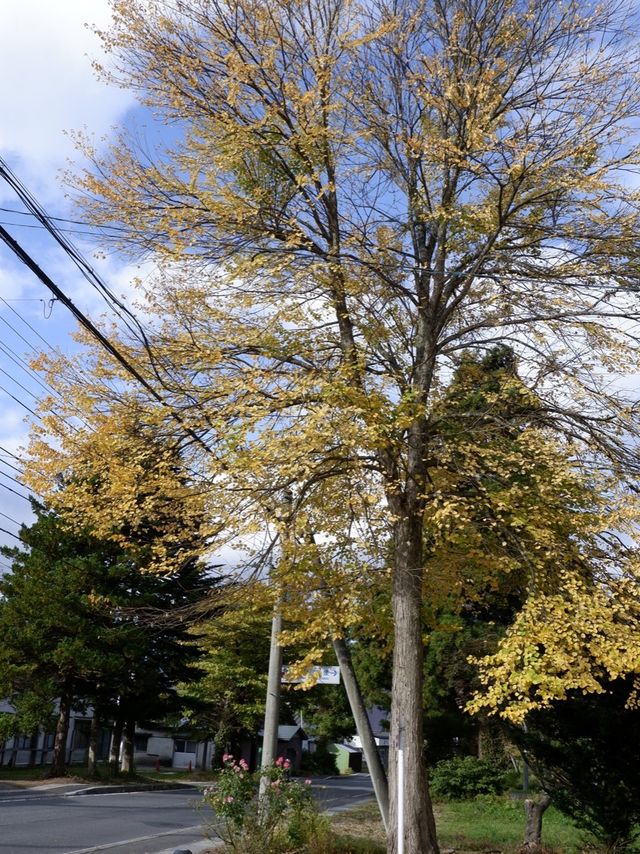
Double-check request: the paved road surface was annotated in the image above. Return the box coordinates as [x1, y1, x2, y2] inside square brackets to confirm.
[0, 774, 375, 853]
[311, 773, 376, 812]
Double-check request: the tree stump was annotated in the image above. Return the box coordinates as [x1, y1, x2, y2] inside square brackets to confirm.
[523, 793, 551, 849]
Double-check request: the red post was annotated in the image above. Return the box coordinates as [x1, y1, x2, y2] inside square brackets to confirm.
[155, 758, 160, 772]
[188, 760, 192, 773]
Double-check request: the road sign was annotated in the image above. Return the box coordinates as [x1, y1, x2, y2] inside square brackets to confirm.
[281, 665, 341, 685]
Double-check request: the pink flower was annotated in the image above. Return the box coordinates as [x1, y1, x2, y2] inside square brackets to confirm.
[304, 779, 312, 786]
[225, 795, 235, 803]
[275, 757, 284, 767]
[222, 753, 233, 762]
[271, 780, 280, 787]
[284, 759, 291, 769]
[239, 759, 249, 770]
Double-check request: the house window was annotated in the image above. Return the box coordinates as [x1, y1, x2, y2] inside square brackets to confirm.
[174, 739, 197, 753]
[44, 732, 55, 750]
[134, 734, 149, 753]
[15, 734, 33, 750]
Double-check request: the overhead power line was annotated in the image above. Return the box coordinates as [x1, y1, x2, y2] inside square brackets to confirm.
[0, 221, 212, 455]
[0, 380, 37, 416]
[0, 158, 154, 348]
[0, 223, 157, 395]
[0, 445, 23, 463]
[0, 300, 108, 434]
[0, 295, 60, 352]
[0, 205, 128, 232]
[0, 480, 31, 502]
[0, 456, 23, 476]
[0, 219, 120, 239]
[0, 338, 60, 398]
[0, 164, 224, 521]
[0, 510, 21, 527]
[0, 468, 33, 490]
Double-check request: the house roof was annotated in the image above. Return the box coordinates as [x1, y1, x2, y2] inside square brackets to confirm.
[367, 706, 390, 736]
[259, 725, 307, 741]
[334, 743, 362, 753]
[278, 725, 305, 741]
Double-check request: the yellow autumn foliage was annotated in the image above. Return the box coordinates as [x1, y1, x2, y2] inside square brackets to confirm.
[17, 8, 640, 840]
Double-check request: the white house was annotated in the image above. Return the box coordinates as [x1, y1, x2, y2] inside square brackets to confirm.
[0, 700, 104, 769]
[0, 700, 213, 771]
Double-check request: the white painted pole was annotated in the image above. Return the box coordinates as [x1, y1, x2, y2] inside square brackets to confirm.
[397, 723, 404, 854]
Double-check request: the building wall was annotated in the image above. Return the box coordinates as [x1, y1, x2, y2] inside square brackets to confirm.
[0, 706, 97, 769]
[1, 701, 212, 771]
[133, 730, 212, 770]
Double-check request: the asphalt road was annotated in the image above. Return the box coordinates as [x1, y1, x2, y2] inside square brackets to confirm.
[0, 774, 375, 854]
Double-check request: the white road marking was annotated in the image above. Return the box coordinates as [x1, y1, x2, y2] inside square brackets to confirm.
[62, 823, 204, 854]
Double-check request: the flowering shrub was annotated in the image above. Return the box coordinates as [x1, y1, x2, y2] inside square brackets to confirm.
[203, 754, 329, 853]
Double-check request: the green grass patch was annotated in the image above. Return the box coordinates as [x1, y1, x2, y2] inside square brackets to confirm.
[328, 797, 610, 854]
[0, 762, 215, 786]
[0, 763, 89, 781]
[435, 796, 586, 852]
[329, 803, 386, 852]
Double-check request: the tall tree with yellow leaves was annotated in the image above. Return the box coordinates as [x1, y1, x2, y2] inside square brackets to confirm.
[26, 1, 640, 850]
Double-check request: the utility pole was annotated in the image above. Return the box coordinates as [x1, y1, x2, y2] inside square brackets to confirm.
[259, 601, 282, 797]
[259, 491, 291, 798]
[300, 524, 389, 830]
[332, 636, 389, 831]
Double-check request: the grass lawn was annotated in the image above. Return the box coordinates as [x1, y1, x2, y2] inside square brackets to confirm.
[0, 762, 216, 786]
[330, 803, 387, 853]
[0, 763, 89, 782]
[330, 797, 615, 853]
[435, 797, 584, 852]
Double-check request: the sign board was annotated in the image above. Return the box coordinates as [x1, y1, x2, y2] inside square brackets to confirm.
[281, 665, 341, 685]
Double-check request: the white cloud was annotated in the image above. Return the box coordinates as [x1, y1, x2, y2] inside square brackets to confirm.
[0, 407, 28, 447]
[0, 0, 135, 195]
[0, 1, 141, 538]
[0, 258, 36, 301]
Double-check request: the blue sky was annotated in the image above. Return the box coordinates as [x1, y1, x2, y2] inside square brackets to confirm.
[0, 1, 143, 553]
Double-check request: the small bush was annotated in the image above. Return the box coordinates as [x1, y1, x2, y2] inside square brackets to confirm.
[430, 755, 508, 800]
[203, 754, 331, 853]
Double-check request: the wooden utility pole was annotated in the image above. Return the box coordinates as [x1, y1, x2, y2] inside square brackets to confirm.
[333, 636, 389, 831]
[259, 603, 282, 796]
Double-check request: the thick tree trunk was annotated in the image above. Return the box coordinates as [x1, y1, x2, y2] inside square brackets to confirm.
[332, 636, 390, 832]
[109, 719, 123, 774]
[120, 718, 135, 774]
[477, 721, 486, 759]
[524, 793, 551, 849]
[387, 516, 439, 854]
[87, 712, 99, 777]
[48, 692, 71, 778]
